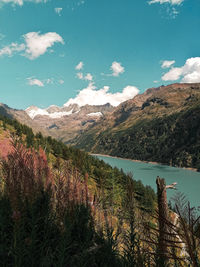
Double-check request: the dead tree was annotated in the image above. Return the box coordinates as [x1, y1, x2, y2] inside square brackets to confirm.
[156, 177, 169, 266]
[156, 176, 177, 266]
[144, 177, 200, 266]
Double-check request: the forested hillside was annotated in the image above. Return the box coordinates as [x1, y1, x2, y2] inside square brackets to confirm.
[73, 83, 200, 170]
[76, 105, 200, 169]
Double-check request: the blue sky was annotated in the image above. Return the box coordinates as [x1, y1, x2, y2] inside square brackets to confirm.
[0, 0, 200, 109]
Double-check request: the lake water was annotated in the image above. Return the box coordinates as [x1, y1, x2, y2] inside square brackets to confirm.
[95, 155, 200, 208]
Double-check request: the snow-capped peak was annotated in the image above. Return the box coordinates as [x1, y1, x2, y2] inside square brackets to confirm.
[25, 105, 74, 119]
[26, 106, 49, 119]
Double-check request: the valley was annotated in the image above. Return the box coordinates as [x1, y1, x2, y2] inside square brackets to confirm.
[0, 83, 200, 266]
[1, 82, 200, 170]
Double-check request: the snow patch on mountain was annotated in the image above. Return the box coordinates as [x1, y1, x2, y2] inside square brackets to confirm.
[87, 112, 102, 117]
[25, 106, 74, 119]
[48, 110, 73, 119]
[26, 106, 49, 119]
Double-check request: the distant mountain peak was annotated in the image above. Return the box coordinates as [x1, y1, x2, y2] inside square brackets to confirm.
[26, 106, 49, 119]
[25, 105, 77, 120]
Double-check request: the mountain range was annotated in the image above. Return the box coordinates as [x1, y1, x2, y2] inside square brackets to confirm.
[0, 102, 114, 143]
[1, 82, 200, 169]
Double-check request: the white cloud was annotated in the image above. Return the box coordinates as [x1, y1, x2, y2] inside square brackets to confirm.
[76, 72, 93, 81]
[162, 57, 200, 83]
[75, 62, 93, 81]
[85, 73, 93, 81]
[27, 78, 44, 87]
[0, 32, 64, 59]
[77, 72, 84, 79]
[110, 61, 125, 77]
[148, 0, 183, 18]
[59, 79, 64, 84]
[23, 32, 64, 59]
[64, 82, 139, 107]
[54, 7, 62, 16]
[83, 73, 92, 81]
[161, 60, 175, 69]
[0, 43, 25, 57]
[75, 61, 84, 70]
[0, 0, 47, 6]
[162, 67, 182, 81]
[27, 77, 64, 86]
[148, 0, 184, 5]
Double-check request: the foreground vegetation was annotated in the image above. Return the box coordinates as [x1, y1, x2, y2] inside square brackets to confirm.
[0, 115, 200, 266]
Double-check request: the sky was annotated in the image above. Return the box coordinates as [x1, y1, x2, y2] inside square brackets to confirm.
[0, 0, 200, 109]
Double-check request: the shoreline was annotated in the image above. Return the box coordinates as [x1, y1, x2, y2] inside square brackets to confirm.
[91, 153, 198, 172]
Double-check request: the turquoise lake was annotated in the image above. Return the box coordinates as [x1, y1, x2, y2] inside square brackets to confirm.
[95, 155, 200, 208]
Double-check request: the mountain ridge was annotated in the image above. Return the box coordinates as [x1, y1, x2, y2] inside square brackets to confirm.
[72, 83, 200, 169]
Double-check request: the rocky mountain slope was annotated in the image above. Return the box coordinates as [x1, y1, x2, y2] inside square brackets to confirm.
[0, 103, 47, 134]
[25, 103, 114, 143]
[0, 102, 114, 143]
[72, 83, 200, 169]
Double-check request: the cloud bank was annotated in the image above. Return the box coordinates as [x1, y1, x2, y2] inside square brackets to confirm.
[64, 83, 139, 107]
[0, 32, 64, 59]
[162, 57, 200, 83]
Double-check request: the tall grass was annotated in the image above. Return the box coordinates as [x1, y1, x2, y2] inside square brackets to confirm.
[0, 141, 123, 266]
